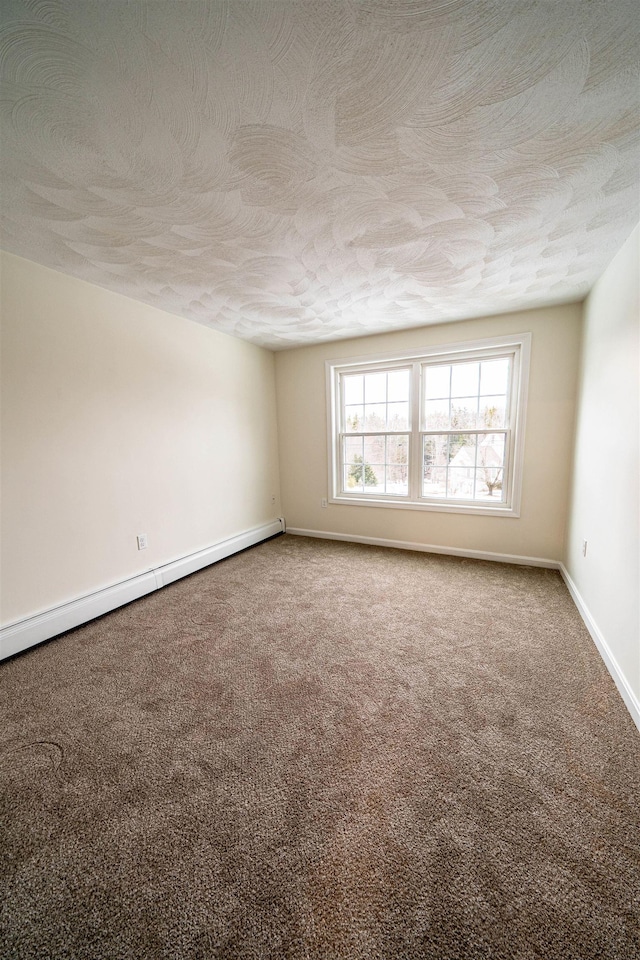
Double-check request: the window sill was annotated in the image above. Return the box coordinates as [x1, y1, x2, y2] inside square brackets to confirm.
[329, 494, 520, 518]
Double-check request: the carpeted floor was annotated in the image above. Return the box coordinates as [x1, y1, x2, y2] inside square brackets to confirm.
[1, 534, 639, 960]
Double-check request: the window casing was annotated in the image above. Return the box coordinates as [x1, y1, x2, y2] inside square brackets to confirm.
[327, 334, 530, 517]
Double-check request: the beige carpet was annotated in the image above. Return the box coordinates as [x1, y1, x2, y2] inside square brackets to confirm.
[1, 534, 639, 959]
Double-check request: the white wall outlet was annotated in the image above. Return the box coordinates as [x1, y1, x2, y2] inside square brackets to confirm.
[271, 495, 276, 504]
[321, 498, 328, 508]
[582, 539, 588, 557]
[137, 534, 148, 550]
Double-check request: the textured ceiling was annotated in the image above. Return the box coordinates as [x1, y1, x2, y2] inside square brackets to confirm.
[1, 1, 639, 349]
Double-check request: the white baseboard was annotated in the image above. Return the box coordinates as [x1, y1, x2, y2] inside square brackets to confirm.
[5, 521, 636, 734]
[0, 519, 284, 661]
[286, 527, 560, 569]
[559, 564, 640, 733]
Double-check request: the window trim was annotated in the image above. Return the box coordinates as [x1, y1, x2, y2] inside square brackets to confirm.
[326, 333, 531, 517]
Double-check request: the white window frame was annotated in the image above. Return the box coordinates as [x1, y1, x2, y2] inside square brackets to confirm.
[326, 333, 531, 517]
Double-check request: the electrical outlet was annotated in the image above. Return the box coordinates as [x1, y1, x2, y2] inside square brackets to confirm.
[321, 498, 328, 508]
[137, 534, 148, 550]
[582, 539, 588, 557]
[271, 495, 276, 504]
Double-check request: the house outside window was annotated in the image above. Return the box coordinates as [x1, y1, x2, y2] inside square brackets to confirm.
[326, 333, 531, 517]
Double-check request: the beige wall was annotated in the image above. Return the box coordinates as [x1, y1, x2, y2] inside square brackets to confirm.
[3, 241, 636, 712]
[565, 226, 639, 705]
[1, 252, 281, 625]
[275, 304, 582, 562]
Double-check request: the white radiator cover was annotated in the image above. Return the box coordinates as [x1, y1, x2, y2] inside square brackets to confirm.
[0, 519, 284, 661]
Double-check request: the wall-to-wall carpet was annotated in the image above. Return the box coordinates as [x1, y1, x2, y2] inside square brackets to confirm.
[1, 535, 638, 959]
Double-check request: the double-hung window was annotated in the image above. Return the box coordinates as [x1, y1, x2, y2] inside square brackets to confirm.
[327, 333, 530, 516]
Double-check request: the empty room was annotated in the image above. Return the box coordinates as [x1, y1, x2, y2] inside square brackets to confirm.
[1, 2, 639, 958]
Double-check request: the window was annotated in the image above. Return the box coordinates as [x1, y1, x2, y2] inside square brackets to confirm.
[327, 334, 530, 516]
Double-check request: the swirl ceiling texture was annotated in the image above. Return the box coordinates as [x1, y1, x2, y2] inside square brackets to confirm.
[1, 0, 639, 348]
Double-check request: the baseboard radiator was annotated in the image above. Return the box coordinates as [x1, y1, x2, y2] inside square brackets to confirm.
[0, 519, 285, 662]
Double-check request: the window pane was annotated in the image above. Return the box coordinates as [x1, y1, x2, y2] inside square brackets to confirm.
[423, 466, 446, 497]
[423, 435, 448, 468]
[344, 405, 364, 432]
[451, 362, 479, 398]
[388, 369, 410, 402]
[424, 398, 450, 429]
[448, 467, 474, 499]
[478, 433, 506, 466]
[475, 434, 506, 499]
[448, 434, 476, 466]
[387, 434, 409, 494]
[344, 436, 363, 463]
[344, 458, 381, 490]
[420, 433, 507, 502]
[386, 465, 408, 496]
[364, 373, 386, 403]
[424, 364, 450, 399]
[387, 435, 408, 464]
[344, 464, 363, 492]
[363, 462, 381, 491]
[422, 433, 502, 500]
[364, 403, 386, 430]
[480, 358, 509, 396]
[387, 401, 409, 430]
[343, 374, 363, 405]
[475, 468, 505, 500]
[343, 370, 411, 431]
[450, 398, 478, 429]
[343, 434, 410, 496]
[478, 397, 506, 428]
[364, 435, 385, 462]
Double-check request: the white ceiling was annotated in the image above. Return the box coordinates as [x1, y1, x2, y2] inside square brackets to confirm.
[1, 1, 639, 350]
